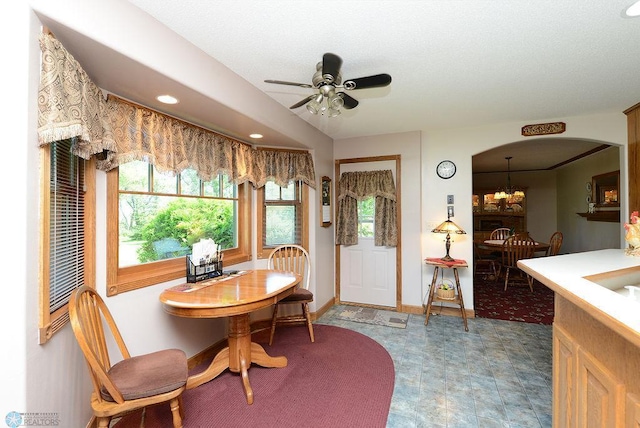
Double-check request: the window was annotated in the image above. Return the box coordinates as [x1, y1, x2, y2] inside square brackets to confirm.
[39, 139, 95, 344]
[357, 197, 375, 237]
[256, 180, 309, 258]
[107, 161, 251, 295]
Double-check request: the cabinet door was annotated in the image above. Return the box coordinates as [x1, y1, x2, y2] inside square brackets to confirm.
[627, 394, 640, 428]
[553, 325, 576, 428]
[576, 346, 625, 428]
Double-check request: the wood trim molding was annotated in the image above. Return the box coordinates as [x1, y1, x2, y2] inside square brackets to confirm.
[334, 155, 402, 311]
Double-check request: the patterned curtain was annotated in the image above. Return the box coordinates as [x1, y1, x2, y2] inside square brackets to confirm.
[37, 33, 116, 165]
[104, 96, 316, 187]
[36, 33, 315, 188]
[336, 170, 397, 246]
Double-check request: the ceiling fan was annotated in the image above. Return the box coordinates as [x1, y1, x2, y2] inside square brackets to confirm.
[264, 53, 392, 117]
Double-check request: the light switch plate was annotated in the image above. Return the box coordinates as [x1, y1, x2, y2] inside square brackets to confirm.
[447, 205, 454, 217]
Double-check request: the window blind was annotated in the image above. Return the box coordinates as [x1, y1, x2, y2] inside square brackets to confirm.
[49, 139, 85, 313]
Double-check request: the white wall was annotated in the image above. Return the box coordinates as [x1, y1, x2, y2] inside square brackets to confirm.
[2, 1, 33, 420]
[334, 131, 423, 307]
[422, 113, 628, 310]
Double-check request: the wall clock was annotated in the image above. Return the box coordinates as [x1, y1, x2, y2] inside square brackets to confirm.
[436, 160, 456, 179]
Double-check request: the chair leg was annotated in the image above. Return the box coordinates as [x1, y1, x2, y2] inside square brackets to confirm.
[97, 417, 110, 428]
[302, 302, 315, 343]
[169, 396, 183, 428]
[504, 268, 510, 291]
[269, 304, 279, 346]
[527, 274, 534, 292]
[178, 394, 185, 420]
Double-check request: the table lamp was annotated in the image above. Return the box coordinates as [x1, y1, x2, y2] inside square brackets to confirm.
[432, 214, 466, 262]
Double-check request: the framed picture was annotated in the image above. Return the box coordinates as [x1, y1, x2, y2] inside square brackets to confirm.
[321, 176, 332, 227]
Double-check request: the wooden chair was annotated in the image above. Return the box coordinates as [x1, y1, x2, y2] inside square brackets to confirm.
[268, 244, 314, 345]
[473, 241, 498, 280]
[501, 235, 537, 292]
[69, 286, 188, 428]
[546, 231, 563, 256]
[490, 227, 511, 240]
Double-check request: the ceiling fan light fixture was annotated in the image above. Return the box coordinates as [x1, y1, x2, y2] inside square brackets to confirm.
[327, 107, 341, 117]
[329, 93, 344, 110]
[306, 94, 324, 115]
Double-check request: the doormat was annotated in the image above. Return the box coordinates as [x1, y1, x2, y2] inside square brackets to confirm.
[335, 306, 408, 329]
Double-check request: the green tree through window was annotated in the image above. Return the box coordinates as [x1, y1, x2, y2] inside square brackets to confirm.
[118, 160, 237, 267]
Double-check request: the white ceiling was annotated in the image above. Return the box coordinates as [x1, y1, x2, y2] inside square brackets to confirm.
[33, 0, 640, 171]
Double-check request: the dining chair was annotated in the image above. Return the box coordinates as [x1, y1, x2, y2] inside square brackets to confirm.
[473, 241, 498, 280]
[69, 286, 188, 428]
[501, 235, 537, 292]
[546, 231, 564, 256]
[490, 227, 511, 240]
[268, 244, 314, 345]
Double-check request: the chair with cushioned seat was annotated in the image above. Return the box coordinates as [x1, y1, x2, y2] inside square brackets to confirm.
[268, 244, 314, 345]
[69, 286, 188, 428]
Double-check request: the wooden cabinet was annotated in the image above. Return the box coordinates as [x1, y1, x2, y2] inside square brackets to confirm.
[473, 188, 526, 239]
[625, 102, 640, 213]
[553, 295, 640, 427]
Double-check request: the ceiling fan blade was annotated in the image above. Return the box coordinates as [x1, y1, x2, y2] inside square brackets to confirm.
[322, 53, 343, 84]
[265, 79, 313, 88]
[343, 73, 392, 90]
[289, 94, 317, 109]
[340, 93, 359, 109]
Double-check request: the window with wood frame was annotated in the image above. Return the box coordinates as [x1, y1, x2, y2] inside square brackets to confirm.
[256, 180, 309, 258]
[106, 160, 251, 295]
[39, 139, 95, 344]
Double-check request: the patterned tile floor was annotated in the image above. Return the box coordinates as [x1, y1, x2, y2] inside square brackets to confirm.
[316, 305, 553, 428]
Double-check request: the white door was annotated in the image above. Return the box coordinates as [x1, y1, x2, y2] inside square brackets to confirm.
[339, 160, 397, 307]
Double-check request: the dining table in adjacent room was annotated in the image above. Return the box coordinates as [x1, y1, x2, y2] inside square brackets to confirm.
[159, 269, 301, 405]
[481, 238, 551, 253]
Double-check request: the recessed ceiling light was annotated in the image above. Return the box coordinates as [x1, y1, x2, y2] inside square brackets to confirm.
[626, 0, 640, 16]
[157, 95, 179, 104]
[249, 133, 263, 139]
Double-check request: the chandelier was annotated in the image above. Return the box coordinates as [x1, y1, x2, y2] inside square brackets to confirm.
[494, 156, 525, 200]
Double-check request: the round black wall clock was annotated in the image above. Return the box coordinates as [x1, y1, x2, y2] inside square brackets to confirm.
[436, 160, 456, 179]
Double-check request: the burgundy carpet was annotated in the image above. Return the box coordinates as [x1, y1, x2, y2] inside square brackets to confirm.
[114, 324, 394, 428]
[473, 272, 555, 325]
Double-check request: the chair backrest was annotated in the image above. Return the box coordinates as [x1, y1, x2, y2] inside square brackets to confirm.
[502, 235, 536, 268]
[547, 231, 563, 256]
[268, 245, 311, 291]
[69, 286, 130, 404]
[490, 228, 511, 240]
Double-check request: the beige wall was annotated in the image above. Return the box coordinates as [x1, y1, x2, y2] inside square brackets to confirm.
[557, 146, 622, 253]
[334, 131, 423, 307]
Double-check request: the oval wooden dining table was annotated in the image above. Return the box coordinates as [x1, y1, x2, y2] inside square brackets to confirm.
[159, 269, 301, 405]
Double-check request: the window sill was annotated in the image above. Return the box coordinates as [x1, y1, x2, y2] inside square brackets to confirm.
[107, 252, 251, 296]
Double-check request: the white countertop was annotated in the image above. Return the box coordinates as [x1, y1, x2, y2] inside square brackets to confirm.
[519, 249, 640, 347]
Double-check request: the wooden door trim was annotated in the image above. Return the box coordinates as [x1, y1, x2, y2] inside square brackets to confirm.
[334, 155, 402, 311]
